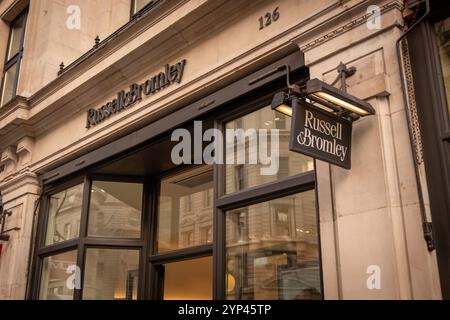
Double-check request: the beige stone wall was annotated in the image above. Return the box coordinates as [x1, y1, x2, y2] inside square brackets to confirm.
[0, 173, 40, 299]
[18, 0, 130, 97]
[0, 0, 443, 300]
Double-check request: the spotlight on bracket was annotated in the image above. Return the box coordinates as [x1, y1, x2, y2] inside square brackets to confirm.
[305, 79, 375, 116]
[271, 91, 293, 117]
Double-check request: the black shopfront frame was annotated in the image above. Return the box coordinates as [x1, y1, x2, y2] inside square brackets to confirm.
[28, 47, 323, 300]
[406, 0, 450, 299]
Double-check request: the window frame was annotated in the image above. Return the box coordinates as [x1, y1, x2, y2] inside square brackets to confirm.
[31, 97, 323, 301]
[148, 165, 214, 300]
[212, 93, 323, 299]
[30, 48, 322, 300]
[1, 8, 28, 107]
[33, 175, 148, 300]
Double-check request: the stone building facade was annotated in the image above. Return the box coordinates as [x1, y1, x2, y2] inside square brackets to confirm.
[0, 0, 448, 300]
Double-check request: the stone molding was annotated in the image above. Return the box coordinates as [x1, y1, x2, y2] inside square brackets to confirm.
[0, 0, 403, 140]
[0, 0, 404, 177]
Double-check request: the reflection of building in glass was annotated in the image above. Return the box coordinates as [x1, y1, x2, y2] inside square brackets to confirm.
[83, 248, 139, 300]
[41, 182, 143, 300]
[226, 190, 320, 300]
[225, 107, 314, 193]
[224, 106, 319, 300]
[46, 184, 84, 246]
[39, 250, 77, 300]
[158, 166, 213, 252]
[88, 181, 143, 238]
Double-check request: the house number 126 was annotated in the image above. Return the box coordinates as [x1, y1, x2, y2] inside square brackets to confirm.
[259, 7, 280, 30]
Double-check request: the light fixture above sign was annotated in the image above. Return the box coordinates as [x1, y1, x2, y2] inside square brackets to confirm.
[305, 79, 375, 116]
[271, 91, 293, 117]
[270, 60, 375, 169]
[271, 62, 375, 121]
[271, 78, 375, 119]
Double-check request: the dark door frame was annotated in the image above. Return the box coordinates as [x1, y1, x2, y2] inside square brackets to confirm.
[406, 11, 450, 299]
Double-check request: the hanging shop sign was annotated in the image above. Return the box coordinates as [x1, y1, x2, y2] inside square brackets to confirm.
[86, 59, 187, 129]
[289, 104, 352, 169]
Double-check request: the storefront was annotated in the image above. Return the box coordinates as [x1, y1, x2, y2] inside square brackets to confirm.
[29, 48, 322, 300]
[0, 0, 446, 300]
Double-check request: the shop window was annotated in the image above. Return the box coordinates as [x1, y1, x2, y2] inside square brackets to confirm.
[1, 10, 27, 107]
[162, 256, 213, 300]
[157, 166, 213, 252]
[152, 166, 214, 300]
[225, 190, 321, 300]
[35, 89, 319, 301]
[37, 177, 145, 300]
[82, 248, 139, 300]
[225, 105, 313, 194]
[45, 183, 84, 246]
[88, 181, 143, 238]
[39, 250, 77, 300]
[435, 16, 450, 119]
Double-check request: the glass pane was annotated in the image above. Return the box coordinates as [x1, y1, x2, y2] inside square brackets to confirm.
[157, 166, 213, 252]
[133, 0, 153, 14]
[435, 17, 450, 120]
[1, 64, 17, 106]
[45, 184, 84, 246]
[225, 106, 314, 194]
[7, 13, 26, 60]
[226, 190, 321, 300]
[83, 248, 139, 300]
[88, 181, 143, 238]
[163, 256, 212, 300]
[39, 250, 77, 300]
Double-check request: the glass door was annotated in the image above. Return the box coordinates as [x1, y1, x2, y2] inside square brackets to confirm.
[149, 165, 214, 300]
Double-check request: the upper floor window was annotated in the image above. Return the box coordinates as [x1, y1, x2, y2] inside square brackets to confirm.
[0, 9, 27, 107]
[131, 0, 156, 16]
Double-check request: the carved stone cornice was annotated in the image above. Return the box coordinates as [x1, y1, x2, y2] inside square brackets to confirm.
[0, 146, 18, 176]
[0, 170, 40, 204]
[16, 136, 34, 167]
[0, 96, 30, 136]
[300, 0, 403, 52]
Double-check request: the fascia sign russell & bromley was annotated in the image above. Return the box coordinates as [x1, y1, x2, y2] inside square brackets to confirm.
[86, 59, 187, 129]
